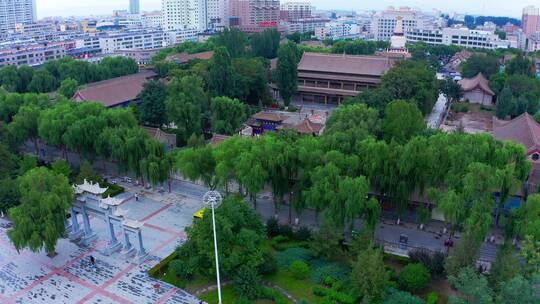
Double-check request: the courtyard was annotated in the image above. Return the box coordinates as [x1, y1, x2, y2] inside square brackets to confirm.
[0, 182, 204, 304]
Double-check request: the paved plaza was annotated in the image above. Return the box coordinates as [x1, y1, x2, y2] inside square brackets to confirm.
[0, 183, 204, 304]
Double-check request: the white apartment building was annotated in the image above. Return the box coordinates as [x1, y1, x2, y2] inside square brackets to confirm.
[207, 0, 229, 28]
[162, 0, 207, 31]
[315, 20, 361, 40]
[285, 17, 329, 34]
[142, 11, 163, 28]
[281, 1, 312, 21]
[0, 0, 37, 35]
[99, 30, 167, 54]
[406, 27, 511, 50]
[371, 7, 432, 41]
[166, 28, 199, 45]
[0, 42, 65, 67]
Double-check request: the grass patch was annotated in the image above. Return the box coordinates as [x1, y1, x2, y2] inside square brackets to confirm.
[160, 272, 212, 293]
[200, 285, 285, 304]
[265, 269, 325, 304]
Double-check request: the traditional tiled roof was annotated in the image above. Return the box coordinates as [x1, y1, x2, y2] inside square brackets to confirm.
[166, 51, 214, 63]
[493, 113, 540, 152]
[142, 126, 177, 148]
[209, 134, 231, 146]
[298, 52, 393, 77]
[73, 70, 156, 107]
[458, 73, 494, 96]
[294, 119, 324, 135]
[252, 112, 288, 122]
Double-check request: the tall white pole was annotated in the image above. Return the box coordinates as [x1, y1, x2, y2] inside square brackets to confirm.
[211, 201, 222, 304]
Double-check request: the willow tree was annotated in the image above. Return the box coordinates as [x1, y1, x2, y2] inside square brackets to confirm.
[8, 167, 73, 256]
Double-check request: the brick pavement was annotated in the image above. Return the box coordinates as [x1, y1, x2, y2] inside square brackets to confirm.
[0, 190, 203, 304]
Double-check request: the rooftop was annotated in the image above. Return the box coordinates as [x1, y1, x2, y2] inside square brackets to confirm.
[298, 52, 393, 77]
[73, 70, 156, 107]
[493, 113, 540, 152]
[458, 73, 494, 96]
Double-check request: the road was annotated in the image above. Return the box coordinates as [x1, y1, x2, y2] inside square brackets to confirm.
[426, 93, 448, 129]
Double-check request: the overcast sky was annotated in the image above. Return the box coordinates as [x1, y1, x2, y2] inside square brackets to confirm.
[37, 0, 539, 19]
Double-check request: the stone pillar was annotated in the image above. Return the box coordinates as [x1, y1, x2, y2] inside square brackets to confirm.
[69, 208, 83, 240]
[136, 229, 148, 264]
[123, 228, 132, 250]
[102, 215, 122, 255]
[81, 205, 97, 245]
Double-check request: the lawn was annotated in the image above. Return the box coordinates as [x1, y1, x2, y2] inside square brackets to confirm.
[265, 269, 324, 304]
[199, 285, 287, 304]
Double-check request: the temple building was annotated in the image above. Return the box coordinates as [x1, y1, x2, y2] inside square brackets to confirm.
[296, 52, 393, 104]
[458, 73, 494, 106]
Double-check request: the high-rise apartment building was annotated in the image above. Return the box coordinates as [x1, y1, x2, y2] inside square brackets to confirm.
[207, 0, 229, 28]
[162, 0, 207, 31]
[280, 1, 311, 21]
[231, 0, 279, 27]
[371, 6, 431, 41]
[522, 6, 539, 36]
[0, 0, 37, 35]
[129, 0, 140, 15]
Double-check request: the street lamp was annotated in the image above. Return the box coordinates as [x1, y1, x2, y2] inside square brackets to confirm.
[203, 191, 223, 304]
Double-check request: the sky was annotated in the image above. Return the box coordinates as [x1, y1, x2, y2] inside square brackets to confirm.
[37, 0, 540, 19]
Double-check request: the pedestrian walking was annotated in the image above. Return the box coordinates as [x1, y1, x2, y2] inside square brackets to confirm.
[153, 283, 161, 293]
[89, 255, 96, 270]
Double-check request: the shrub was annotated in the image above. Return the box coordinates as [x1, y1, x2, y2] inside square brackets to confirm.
[409, 248, 445, 276]
[313, 286, 329, 297]
[102, 183, 125, 198]
[451, 103, 469, 113]
[279, 224, 294, 238]
[295, 226, 312, 241]
[168, 259, 196, 279]
[399, 263, 431, 292]
[289, 260, 310, 280]
[259, 252, 278, 275]
[426, 292, 439, 304]
[275, 247, 311, 268]
[309, 260, 350, 284]
[233, 266, 261, 300]
[383, 288, 424, 304]
[260, 286, 288, 304]
[271, 235, 289, 249]
[266, 218, 280, 237]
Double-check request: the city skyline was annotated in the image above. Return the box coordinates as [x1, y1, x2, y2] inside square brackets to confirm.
[36, 0, 540, 19]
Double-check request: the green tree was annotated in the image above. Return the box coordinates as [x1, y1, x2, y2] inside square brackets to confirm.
[28, 69, 57, 93]
[8, 105, 41, 154]
[506, 53, 534, 77]
[351, 246, 389, 303]
[495, 86, 512, 119]
[276, 42, 299, 106]
[76, 160, 99, 184]
[250, 28, 281, 59]
[138, 80, 168, 127]
[233, 265, 261, 300]
[175, 146, 217, 189]
[17, 65, 35, 93]
[488, 245, 520, 291]
[0, 177, 20, 212]
[324, 103, 381, 140]
[165, 75, 207, 146]
[289, 260, 310, 279]
[520, 235, 540, 278]
[461, 54, 500, 79]
[398, 263, 431, 292]
[51, 159, 72, 179]
[383, 100, 426, 143]
[214, 27, 247, 58]
[0, 65, 21, 92]
[210, 96, 247, 135]
[495, 275, 540, 304]
[488, 73, 507, 95]
[57, 78, 79, 98]
[310, 218, 342, 259]
[440, 78, 464, 103]
[448, 267, 494, 304]
[7, 167, 73, 255]
[445, 233, 482, 277]
[208, 46, 235, 97]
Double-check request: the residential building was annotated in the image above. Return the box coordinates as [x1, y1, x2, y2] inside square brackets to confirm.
[162, 0, 207, 31]
[522, 6, 539, 36]
[285, 17, 328, 34]
[280, 1, 312, 21]
[406, 27, 511, 50]
[129, 0, 140, 15]
[296, 52, 393, 104]
[371, 6, 432, 41]
[207, 0, 229, 28]
[526, 33, 540, 52]
[166, 28, 200, 44]
[98, 30, 167, 54]
[141, 11, 163, 28]
[315, 20, 361, 40]
[0, 0, 37, 35]
[458, 73, 494, 106]
[230, 0, 280, 29]
[73, 70, 157, 108]
[0, 41, 65, 67]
